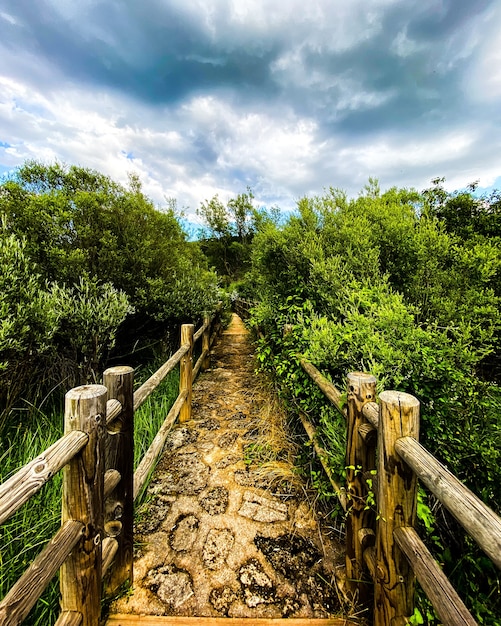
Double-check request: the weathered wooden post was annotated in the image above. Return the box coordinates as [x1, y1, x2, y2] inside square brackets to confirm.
[374, 390, 420, 626]
[345, 371, 377, 603]
[179, 323, 194, 423]
[103, 366, 134, 595]
[202, 315, 211, 371]
[61, 384, 107, 626]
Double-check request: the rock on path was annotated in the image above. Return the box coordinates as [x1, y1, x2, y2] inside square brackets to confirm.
[109, 314, 345, 619]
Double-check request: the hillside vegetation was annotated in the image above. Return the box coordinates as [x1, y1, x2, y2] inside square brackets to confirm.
[234, 178, 501, 624]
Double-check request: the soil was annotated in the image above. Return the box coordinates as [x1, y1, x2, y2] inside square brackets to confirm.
[109, 314, 347, 619]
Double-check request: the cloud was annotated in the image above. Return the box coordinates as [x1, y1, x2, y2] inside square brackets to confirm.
[0, 0, 500, 216]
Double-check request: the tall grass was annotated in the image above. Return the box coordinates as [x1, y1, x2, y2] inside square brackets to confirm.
[0, 357, 180, 625]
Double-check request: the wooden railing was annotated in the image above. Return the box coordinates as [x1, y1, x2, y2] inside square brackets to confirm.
[299, 362, 501, 626]
[233, 299, 501, 625]
[0, 310, 222, 626]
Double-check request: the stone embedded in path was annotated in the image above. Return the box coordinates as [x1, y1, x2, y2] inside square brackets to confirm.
[215, 454, 241, 469]
[196, 418, 220, 431]
[154, 452, 209, 495]
[135, 495, 174, 535]
[209, 586, 241, 615]
[202, 528, 235, 570]
[169, 514, 199, 552]
[145, 564, 194, 609]
[254, 534, 321, 578]
[238, 491, 288, 523]
[199, 487, 229, 515]
[239, 558, 275, 607]
[164, 427, 198, 451]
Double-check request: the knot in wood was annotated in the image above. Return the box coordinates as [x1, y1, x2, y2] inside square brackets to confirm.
[33, 461, 47, 474]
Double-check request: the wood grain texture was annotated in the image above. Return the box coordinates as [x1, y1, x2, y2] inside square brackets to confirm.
[345, 372, 377, 603]
[105, 616, 357, 626]
[54, 611, 83, 626]
[0, 520, 83, 626]
[201, 314, 211, 371]
[0, 430, 88, 525]
[395, 435, 501, 570]
[103, 366, 135, 595]
[179, 324, 194, 423]
[394, 526, 477, 626]
[375, 390, 419, 626]
[362, 401, 379, 428]
[60, 384, 107, 626]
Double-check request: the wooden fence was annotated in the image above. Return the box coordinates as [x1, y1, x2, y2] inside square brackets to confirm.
[0, 310, 222, 626]
[235, 299, 501, 626]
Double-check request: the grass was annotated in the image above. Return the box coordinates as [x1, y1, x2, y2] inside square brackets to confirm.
[0, 355, 181, 626]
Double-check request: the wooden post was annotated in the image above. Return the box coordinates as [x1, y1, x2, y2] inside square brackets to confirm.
[179, 324, 194, 423]
[345, 372, 377, 603]
[61, 384, 107, 626]
[375, 390, 419, 626]
[202, 315, 211, 371]
[103, 366, 134, 595]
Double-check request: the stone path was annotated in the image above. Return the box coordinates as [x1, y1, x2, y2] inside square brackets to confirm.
[109, 315, 346, 620]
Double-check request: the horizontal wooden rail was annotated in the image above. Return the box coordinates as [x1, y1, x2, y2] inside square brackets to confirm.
[395, 435, 501, 570]
[106, 398, 122, 425]
[394, 526, 477, 626]
[0, 430, 89, 525]
[102, 537, 119, 575]
[193, 317, 209, 342]
[133, 389, 188, 500]
[133, 343, 190, 411]
[294, 358, 499, 624]
[300, 359, 345, 416]
[0, 520, 84, 626]
[104, 469, 121, 498]
[299, 412, 347, 511]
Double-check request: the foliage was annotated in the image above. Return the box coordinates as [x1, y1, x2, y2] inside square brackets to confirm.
[197, 188, 258, 282]
[245, 180, 501, 623]
[0, 161, 219, 323]
[0, 161, 221, 426]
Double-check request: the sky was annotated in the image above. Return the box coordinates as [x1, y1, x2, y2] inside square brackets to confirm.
[0, 0, 500, 220]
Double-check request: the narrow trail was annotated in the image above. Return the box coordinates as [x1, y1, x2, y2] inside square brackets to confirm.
[110, 314, 346, 620]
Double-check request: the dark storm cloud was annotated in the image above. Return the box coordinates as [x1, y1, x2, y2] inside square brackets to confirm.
[0, 0, 281, 104]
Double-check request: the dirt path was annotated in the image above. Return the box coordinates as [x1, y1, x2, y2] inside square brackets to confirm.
[110, 314, 346, 619]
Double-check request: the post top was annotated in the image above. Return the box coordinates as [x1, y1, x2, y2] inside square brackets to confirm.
[103, 366, 134, 376]
[347, 371, 377, 383]
[65, 384, 108, 400]
[379, 389, 420, 408]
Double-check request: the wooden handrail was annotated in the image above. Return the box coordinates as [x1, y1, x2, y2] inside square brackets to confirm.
[298, 360, 499, 624]
[0, 307, 223, 626]
[395, 435, 501, 569]
[300, 359, 345, 416]
[133, 342, 190, 411]
[394, 526, 477, 626]
[0, 520, 84, 626]
[0, 430, 89, 525]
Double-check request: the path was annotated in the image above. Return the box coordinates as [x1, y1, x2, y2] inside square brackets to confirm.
[109, 315, 347, 620]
